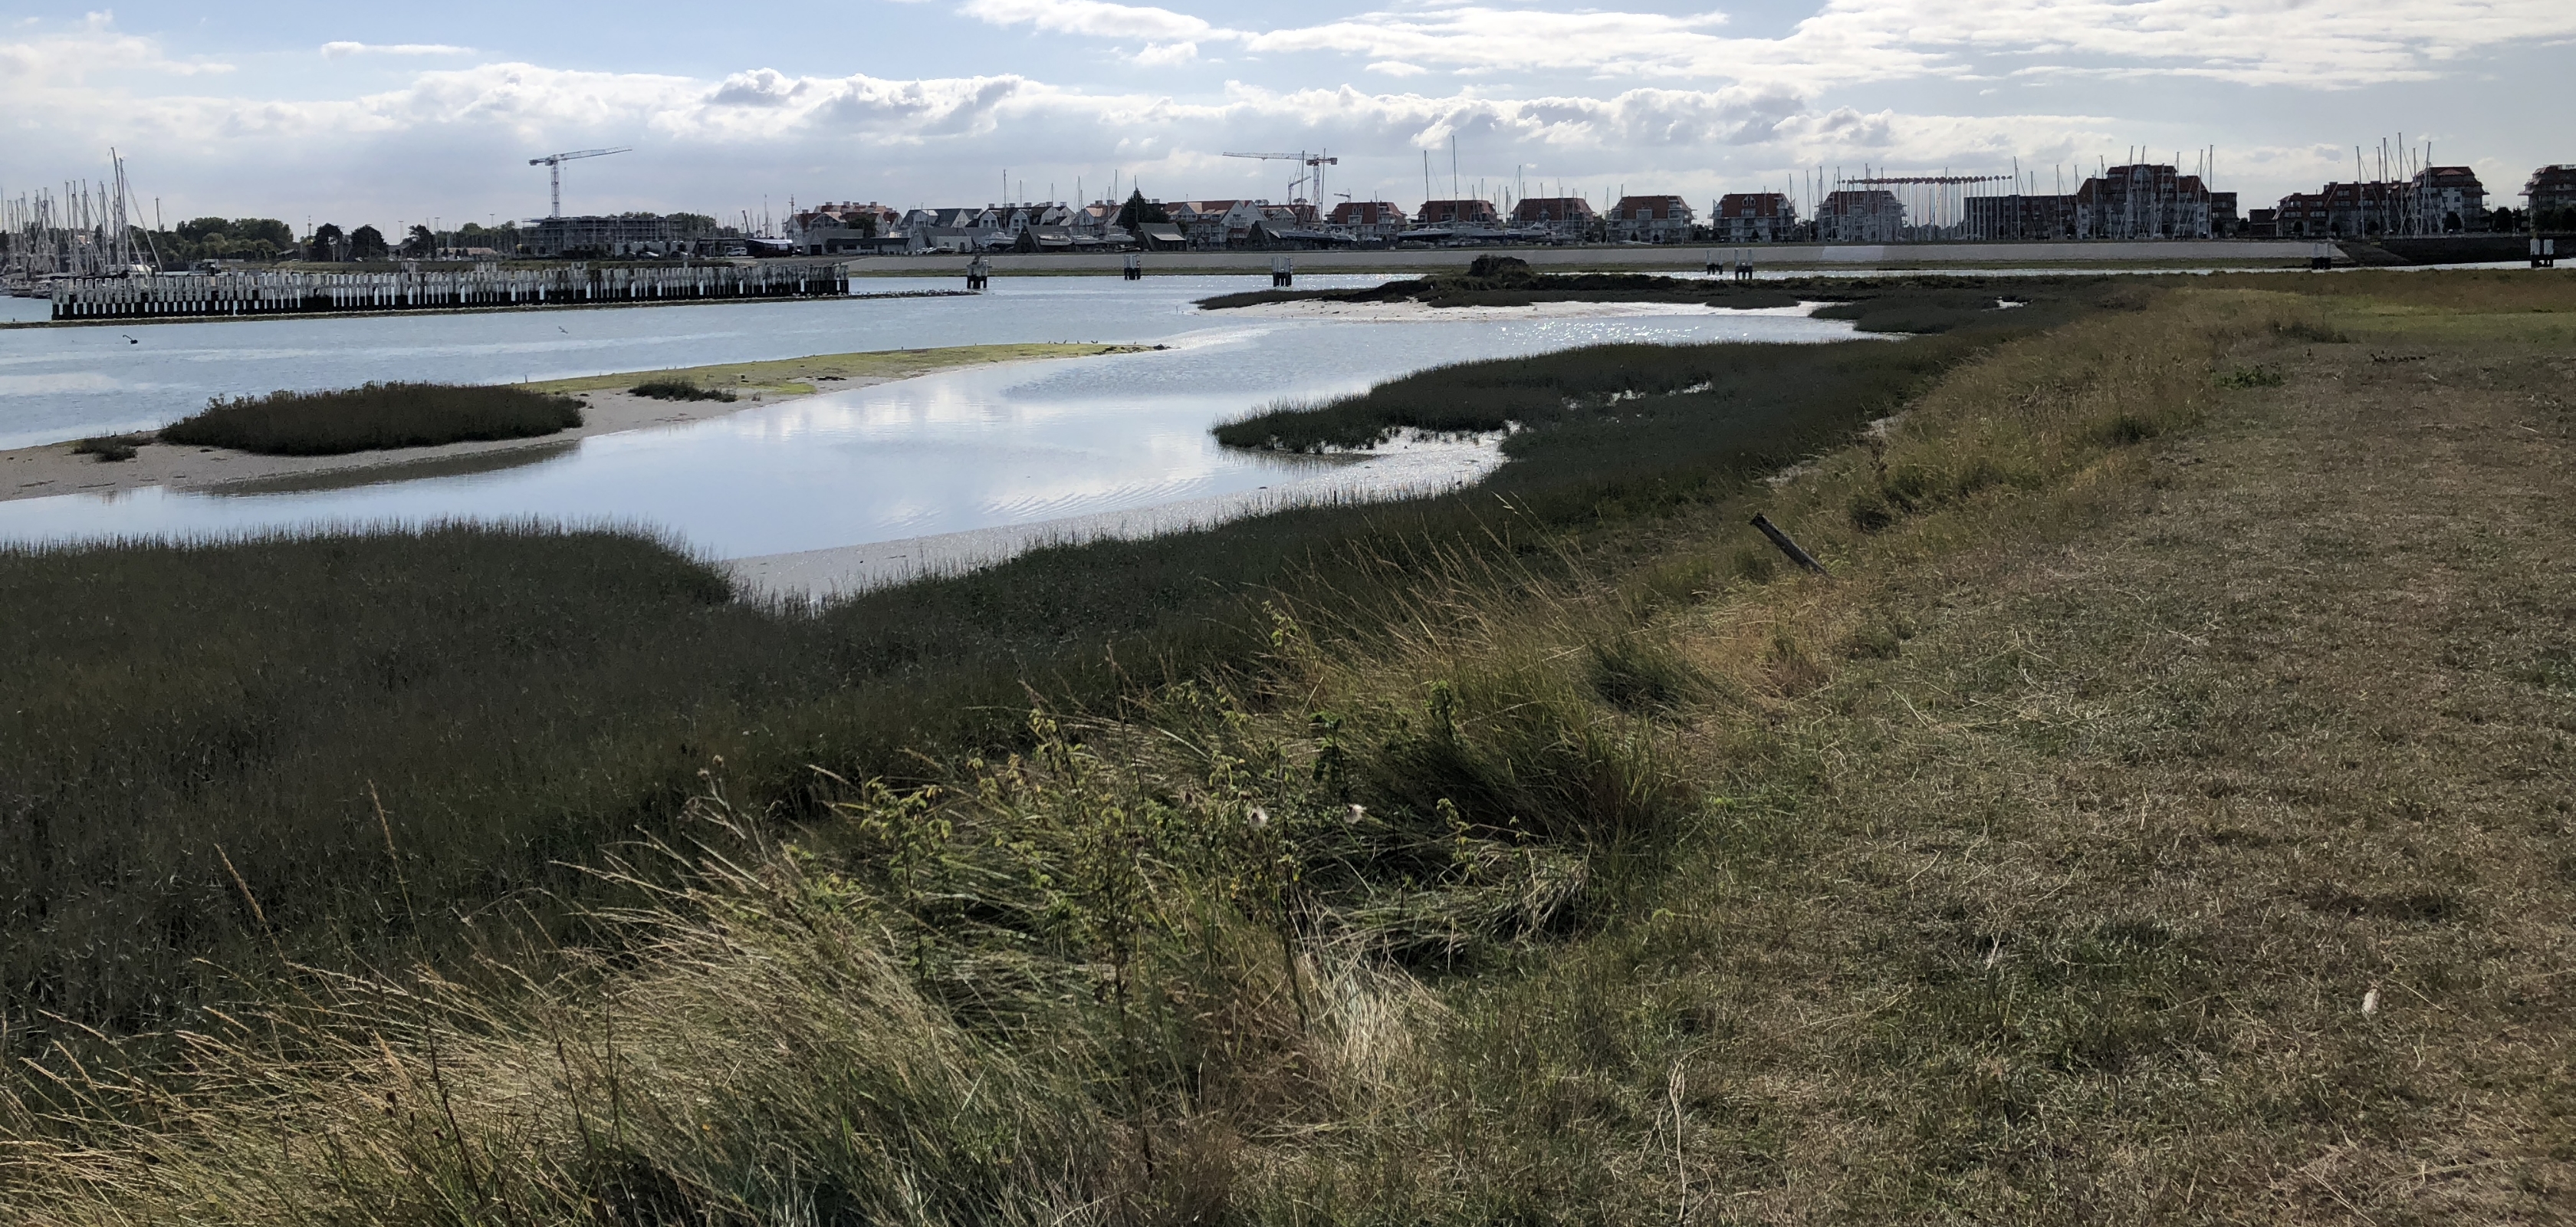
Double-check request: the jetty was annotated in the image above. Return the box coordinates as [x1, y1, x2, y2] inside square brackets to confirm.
[42, 262, 852, 321]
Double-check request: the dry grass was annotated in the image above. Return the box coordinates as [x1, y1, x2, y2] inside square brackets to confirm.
[1303, 277, 2576, 1220]
[6, 273, 2569, 1223]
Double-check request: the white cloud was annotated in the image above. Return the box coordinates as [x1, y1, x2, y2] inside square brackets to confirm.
[1130, 41, 1200, 67]
[951, 0, 2576, 91]
[0, 19, 231, 81]
[959, 0, 1225, 43]
[1784, 0, 2576, 87]
[0, 6, 2563, 223]
[320, 42, 473, 59]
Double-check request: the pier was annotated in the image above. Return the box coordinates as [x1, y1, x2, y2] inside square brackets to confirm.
[44, 262, 851, 321]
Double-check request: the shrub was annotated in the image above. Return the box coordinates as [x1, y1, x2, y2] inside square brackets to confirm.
[160, 382, 583, 456]
[630, 378, 738, 402]
[71, 434, 146, 462]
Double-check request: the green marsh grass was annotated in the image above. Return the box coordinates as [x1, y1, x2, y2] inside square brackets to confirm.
[2, 282, 2123, 1048]
[31, 275, 2563, 1221]
[160, 381, 584, 455]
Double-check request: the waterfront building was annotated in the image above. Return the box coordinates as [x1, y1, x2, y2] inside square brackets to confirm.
[1414, 199, 1503, 228]
[2523, 165, 2576, 227]
[1605, 196, 1694, 243]
[1816, 189, 1904, 242]
[1168, 200, 1268, 247]
[896, 207, 1006, 252]
[2073, 165, 2212, 238]
[1714, 192, 1798, 242]
[1326, 200, 1408, 238]
[1961, 193, 2078, 240]
[516, 213, 711, 258]
[2407, 168, 2486, 234]
[1510, 196, 1597, 240]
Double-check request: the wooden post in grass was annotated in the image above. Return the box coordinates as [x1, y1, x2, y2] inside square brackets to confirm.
[1752, 513, 1830, 577]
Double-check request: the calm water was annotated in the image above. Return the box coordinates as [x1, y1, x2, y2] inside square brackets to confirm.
[3, 275, 1289, 449]
[0, 263, 2282, 448]
[0, 285, 1867, 561]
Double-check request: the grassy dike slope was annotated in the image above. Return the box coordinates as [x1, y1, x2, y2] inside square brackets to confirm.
[5, 275, 2570, 1222]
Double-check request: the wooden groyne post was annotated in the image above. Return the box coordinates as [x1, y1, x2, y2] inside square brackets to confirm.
[47, 261, 852, 321]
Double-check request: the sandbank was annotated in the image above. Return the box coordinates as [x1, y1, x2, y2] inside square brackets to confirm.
[2, 342, 1146, 505]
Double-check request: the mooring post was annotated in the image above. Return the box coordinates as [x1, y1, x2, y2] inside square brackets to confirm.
[1750, 513, 1830, 577]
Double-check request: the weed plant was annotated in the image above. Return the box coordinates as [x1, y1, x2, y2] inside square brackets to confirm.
[160, 382, 583, 455]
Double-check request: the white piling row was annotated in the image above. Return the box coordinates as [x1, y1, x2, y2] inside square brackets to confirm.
[47, 263, 847, 321]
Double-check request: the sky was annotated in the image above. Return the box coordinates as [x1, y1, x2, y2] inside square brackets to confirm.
[4, 1, 2568, 233]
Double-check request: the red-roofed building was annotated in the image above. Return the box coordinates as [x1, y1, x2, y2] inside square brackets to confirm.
[1416, 199, 1503, 228]
[1716, 192, 1799, 242]
[1606, 195, 1695, 243]
[1327, 200, 1409, 238]
[1511, 196, 1596, 238]
[2407, 167, 2485, 234]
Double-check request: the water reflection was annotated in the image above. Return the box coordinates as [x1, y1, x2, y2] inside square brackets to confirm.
[0, 276, 1364, 449]
[201, 440, 580, 496]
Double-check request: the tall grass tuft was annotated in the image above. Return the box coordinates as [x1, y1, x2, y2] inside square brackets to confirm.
[161, 382, 583, 455]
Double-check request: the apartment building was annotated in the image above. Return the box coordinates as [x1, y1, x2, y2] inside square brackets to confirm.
[1605, 195, 1694, 243]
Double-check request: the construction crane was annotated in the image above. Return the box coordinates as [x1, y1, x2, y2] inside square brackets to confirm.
[1222, 150, 1338, 204]
[528, 146, 631, 218]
